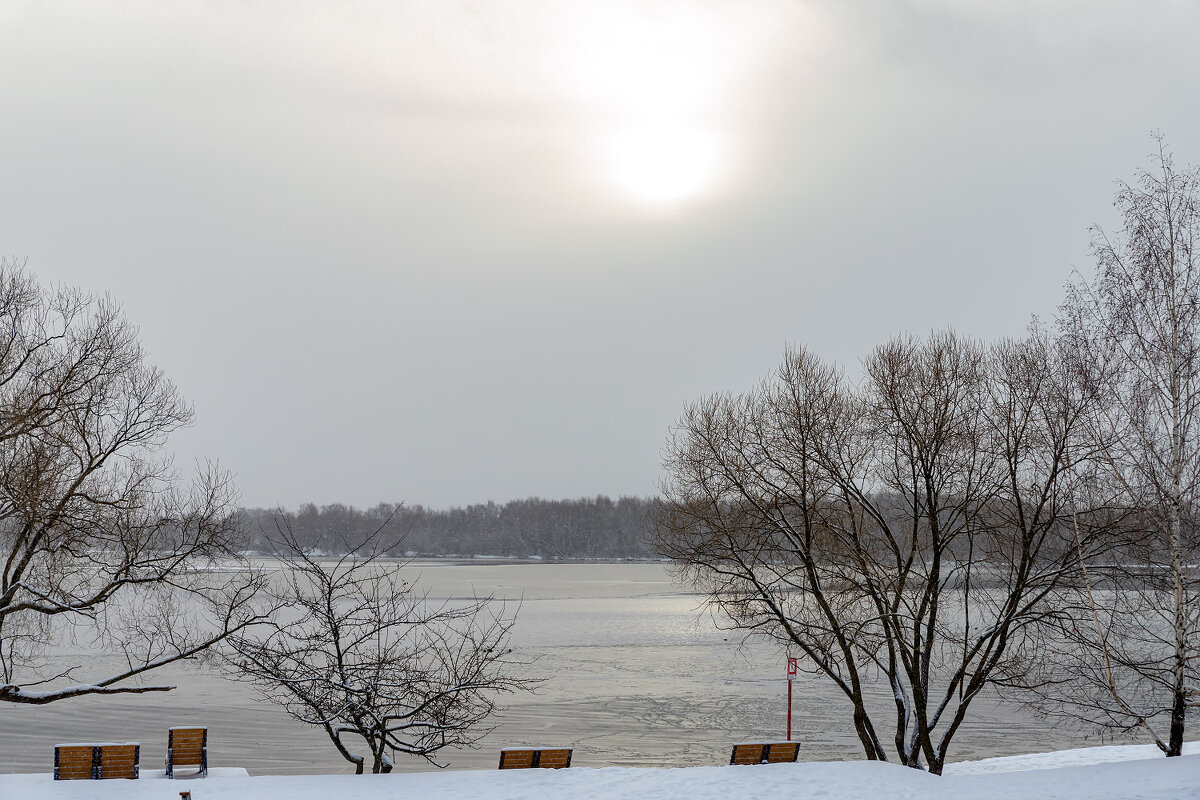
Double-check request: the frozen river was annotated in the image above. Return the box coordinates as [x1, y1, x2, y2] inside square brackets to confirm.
[0, 561, 1116, 775]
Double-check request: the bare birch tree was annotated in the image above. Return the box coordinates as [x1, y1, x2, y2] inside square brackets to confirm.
[0, 259, 270, 704]
[656, 331, 1105, 774]
[1050, 139, 1200, 755]
[225, 517, 535, 774]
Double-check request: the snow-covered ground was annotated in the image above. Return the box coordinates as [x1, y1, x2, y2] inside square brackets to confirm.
[3, 743, 1195, 800]
[945, 740, 1199, 774]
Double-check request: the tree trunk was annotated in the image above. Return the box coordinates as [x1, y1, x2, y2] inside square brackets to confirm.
[1168, 499, 1187, 757]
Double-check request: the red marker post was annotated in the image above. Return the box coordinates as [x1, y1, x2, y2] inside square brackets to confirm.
[786, 657, 798, 740]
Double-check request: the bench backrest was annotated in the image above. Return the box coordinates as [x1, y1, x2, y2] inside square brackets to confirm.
[730, 742, 800, 765]
[169, 727, 207, 765]
[98, 743, 139, 779]
[55, 743, 140, 780]
[54, 745, 97, 780]
[498, 748, 573, 769]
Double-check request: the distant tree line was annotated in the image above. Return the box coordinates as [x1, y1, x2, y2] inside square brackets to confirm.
[241, 495, 660, 560]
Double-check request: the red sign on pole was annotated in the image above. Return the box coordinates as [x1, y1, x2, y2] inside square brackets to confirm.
[787, 657, 798, 681]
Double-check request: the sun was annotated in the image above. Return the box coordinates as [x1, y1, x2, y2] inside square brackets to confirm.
[551, 3, 754, 211]
[601, 123, 720, 208]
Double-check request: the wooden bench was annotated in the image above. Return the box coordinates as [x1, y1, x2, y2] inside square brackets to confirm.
[54, 744, 98, 780]
[729, 741, 800, 765]
[99, 743, 140, 779]
[54, 743, 140, 780]
[498, 748, 573, 769]
[166, 726, 208, 778]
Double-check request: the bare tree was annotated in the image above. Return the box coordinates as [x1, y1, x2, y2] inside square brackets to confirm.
[1050, 139, 1200, 756]
[0, 259, 271, 704]
[656, 331, 1105, 774]
[225, 516, 535, 774]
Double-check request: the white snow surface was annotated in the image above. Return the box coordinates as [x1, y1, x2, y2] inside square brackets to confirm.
[3, 744, 1196, 800]
[946, 741, 1200, 774]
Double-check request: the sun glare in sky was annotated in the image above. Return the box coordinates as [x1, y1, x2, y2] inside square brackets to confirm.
[555, 4, 760, 211]
[601, 123, 720, 207]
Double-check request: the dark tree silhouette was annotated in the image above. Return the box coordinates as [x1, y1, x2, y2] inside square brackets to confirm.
[0, 260, 270, 705]
[226, 516, 536, 773]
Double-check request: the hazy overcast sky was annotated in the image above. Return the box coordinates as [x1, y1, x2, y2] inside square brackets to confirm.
[2, 1, 1198, 509]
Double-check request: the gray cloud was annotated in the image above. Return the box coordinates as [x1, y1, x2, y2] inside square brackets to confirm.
[2, 1, 1198, 508]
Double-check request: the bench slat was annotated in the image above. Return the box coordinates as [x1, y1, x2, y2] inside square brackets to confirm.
[56, 753, 94, 763]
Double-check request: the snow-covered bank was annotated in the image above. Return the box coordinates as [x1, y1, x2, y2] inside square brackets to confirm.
[2, 744, 1196, 800]
[946, 740, 1200, 774]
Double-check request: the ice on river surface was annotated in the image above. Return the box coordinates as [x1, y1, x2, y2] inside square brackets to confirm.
[0, 562, 1129, 774]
